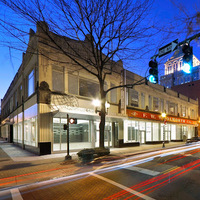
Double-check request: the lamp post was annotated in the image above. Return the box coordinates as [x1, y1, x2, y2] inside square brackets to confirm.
[161, 112, 167, 148]
[92, 99, 110, 147]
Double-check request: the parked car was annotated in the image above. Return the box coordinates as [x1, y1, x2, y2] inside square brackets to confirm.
[186, 137, 200, 143]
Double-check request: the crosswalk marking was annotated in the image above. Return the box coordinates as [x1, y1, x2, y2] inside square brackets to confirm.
[11, 188, 23, 200]
[92, 173, 155, 200]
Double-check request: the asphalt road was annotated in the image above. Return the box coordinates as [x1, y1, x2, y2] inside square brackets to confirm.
[1, 144, 200, 200]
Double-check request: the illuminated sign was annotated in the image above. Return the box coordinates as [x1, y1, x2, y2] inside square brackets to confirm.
[127, 109, 197, 125]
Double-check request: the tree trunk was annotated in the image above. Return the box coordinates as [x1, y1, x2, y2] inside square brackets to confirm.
[99, 82, 106, 148]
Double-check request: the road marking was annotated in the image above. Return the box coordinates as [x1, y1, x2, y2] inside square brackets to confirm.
[10, 188, 23, 200]
[92, 173, 155, 200]
[125, 166, 160, 176]
[162, 166, 179, 174]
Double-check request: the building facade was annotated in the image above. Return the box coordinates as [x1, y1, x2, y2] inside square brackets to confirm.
[160, 47, 200, 88]
[1, 24, 198, 155]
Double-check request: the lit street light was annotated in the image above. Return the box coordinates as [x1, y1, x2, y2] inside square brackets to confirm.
[161, 112, 167, 148]
[92, 99, 110, 114]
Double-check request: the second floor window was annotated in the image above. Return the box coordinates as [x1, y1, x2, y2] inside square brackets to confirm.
[141, 93, 145, 109]
[79, 78, 99, 98]
[52, 66, 64, 92]
[169, 102, 175, 115]
[28, 70, 35, 97]
[153, 97, 159, 112]
[128, 89, 138, 107]
[68, 74, 78, 95]
[110, 83, 117, 103]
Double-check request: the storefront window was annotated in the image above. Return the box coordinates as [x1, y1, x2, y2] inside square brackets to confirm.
[152, 123, 159, 141]
[13, 116, 18, 143]
[171, 125, 176, 140]
[24, 105, 38, 147]
[69, 120, 89, 142]
[146, 122, 152, 141]
[124, 120, 139, 142]
[17, 113, 23, 144]
[53, 118, 90, 151]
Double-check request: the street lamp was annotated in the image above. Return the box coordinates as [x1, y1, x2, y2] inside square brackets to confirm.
[92, 99, 101, 113]
[161, 112, 167, 148]
[92, 99, 110, 114]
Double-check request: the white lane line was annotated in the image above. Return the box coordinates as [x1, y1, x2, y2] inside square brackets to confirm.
[126, 166, 160, 176]
[10, 188, 23, 200]
[92, 173, 155, 200]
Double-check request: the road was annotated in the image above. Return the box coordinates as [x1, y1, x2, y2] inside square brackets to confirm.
[1, 143, 200, 200]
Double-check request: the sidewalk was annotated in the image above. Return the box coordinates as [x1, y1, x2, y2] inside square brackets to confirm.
[0, 139, 186, 162]
[0, 140, 186, 190]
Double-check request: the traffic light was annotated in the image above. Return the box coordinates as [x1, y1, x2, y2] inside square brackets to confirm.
[182, 44, 193, 74]
[63, 124, 68, 130]
[68, 118, 77, 124]
[149, 60, 158, 84]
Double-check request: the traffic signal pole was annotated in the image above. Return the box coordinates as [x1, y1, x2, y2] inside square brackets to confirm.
[151, 32, 200, 60]
[149, 32, 200, 83]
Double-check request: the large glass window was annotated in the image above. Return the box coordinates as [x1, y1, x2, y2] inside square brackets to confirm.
[146, 122, 152, 141]
[28, 70, 35, 97]
[18, 113, 23, 144]
[69, 120, 89, 142]
[171, 125, 176, 140]
[152, 123, 159, 141]
[124, 120, 139, 142]
[79, 78, 99, 98]
[53, 118, 90, 151]
[24, 104, 38, 147]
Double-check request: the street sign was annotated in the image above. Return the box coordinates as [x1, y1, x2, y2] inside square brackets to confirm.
[158, 39, 178, 57]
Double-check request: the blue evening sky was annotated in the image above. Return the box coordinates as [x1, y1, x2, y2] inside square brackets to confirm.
[0, 0, 199, 101]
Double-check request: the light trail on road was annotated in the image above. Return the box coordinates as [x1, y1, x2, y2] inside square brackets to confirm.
[105, 146, 200, 200]
[0, 143, 200, 199]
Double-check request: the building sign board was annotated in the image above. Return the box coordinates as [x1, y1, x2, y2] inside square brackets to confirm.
[127, 109, 197, 125]
[158, 39, 178, 57]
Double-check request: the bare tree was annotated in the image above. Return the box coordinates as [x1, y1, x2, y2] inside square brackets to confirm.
[0, 0, 156, 148]
[169, 1, 200, 36]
